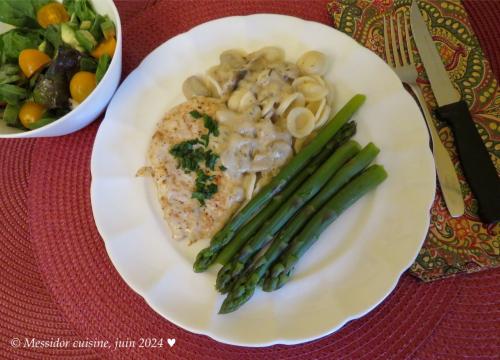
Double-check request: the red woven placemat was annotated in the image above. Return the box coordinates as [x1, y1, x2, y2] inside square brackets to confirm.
[1, 1, 499, 359]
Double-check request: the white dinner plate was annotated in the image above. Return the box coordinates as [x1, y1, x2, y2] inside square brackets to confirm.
[91, 14, 435, 346]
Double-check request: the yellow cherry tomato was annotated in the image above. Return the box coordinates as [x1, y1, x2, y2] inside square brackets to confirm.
[18, 49, 51, 78]
[37, 2, 69, 28]
[19, 102, 46, 128]
[70, 71, 97, 103]
[91, 36, 116, 59]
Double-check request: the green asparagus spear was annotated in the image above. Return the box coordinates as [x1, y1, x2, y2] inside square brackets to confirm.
[216, 140, 361, 293]
[193, 94, 366, 272]
[219, 228, 291, 313]
[262, 165, 388, 292]
[219, 143, 380, 313]
[215, 121, 357, 266]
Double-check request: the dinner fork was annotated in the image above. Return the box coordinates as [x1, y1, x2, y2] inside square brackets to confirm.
[383, 11, 464, 217]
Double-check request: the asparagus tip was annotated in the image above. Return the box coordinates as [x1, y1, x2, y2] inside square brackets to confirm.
[193, 248, 215, 272]
[218, 283, 257, 314]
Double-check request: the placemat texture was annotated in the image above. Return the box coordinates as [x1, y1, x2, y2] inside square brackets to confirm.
[1, 1, 499, 359]
[329, 0, 499, 282]
[463, 0, 500, 80]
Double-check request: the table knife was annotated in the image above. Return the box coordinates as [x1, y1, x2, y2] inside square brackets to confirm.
[410, 0, 500, 223]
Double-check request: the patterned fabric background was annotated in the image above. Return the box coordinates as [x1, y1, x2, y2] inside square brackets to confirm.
[328, 0, 499, 281]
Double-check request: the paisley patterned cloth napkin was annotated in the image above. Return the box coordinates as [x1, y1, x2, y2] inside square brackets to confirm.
[328, 0, 499, 281]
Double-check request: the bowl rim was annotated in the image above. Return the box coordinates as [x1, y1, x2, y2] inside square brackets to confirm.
[0, 0, 122, 138]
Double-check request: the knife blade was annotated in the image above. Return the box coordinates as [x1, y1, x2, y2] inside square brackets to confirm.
[410, 0, 500, 223]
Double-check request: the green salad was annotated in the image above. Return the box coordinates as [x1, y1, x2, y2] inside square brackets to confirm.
[0, 0, 116, 130]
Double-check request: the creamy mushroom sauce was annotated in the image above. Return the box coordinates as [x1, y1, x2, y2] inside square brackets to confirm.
[182, 47, 332, 196]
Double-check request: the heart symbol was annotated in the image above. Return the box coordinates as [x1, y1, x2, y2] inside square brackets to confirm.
[167, 338, 176, 347]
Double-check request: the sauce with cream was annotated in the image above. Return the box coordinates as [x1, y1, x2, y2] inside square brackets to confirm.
[183, 47, 332, 198]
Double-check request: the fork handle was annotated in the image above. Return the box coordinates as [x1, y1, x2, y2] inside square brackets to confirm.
[409, 84, 464, 218]
[436, 100, 500, 223]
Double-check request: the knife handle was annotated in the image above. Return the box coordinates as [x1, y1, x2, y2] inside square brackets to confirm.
[436, 100, 500, 223]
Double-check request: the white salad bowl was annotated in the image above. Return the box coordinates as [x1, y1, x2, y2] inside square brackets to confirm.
[0, 0, 122, 138]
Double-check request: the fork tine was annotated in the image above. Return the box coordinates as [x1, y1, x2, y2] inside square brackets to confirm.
[403, 9, 415, 64]
[396, 12, 408, 66]
[383, 16, 393, 66]
[389, 13, 401, 66]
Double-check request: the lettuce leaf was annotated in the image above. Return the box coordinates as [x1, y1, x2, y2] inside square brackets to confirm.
[0, 83, 27, 104]
[0, 0, 39, 28]
[0, 28, 44, 63]
[0, 64, 22, 84]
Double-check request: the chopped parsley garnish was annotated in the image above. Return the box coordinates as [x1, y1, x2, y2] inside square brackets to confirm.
[203, 114, 219, 136]
[189, 110, 202, 119]
[219, 165, 227, 171]
[170, 110, 223, 206]
[204, 150, 219, 171]
[200, 134, 210, 147]
[193, 170, 218, 206]
[195, 169, 214, 185]
[190, 110, 219, 137]
[169, 139, 205, 173]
